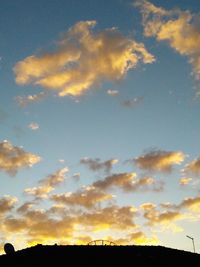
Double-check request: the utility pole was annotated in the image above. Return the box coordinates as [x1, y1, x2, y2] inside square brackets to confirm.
[186, 235, 195, 253]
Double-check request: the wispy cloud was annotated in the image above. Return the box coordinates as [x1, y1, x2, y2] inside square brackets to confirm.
[135, 0, 200, 95]
[0, 140, 41, 176]
[14, 20, 155, 97]
[122, 96, 143, 108]
[28, 122, 39, 130]
[80, 157, 118, 173]
[15, 92, 46, 107]
[107, 89, 119, 96]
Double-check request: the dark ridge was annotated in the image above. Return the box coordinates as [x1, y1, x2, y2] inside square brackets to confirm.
[0, 244, 199, 266]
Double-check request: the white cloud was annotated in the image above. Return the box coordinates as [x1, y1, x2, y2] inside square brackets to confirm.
[28, 122, 39, 130]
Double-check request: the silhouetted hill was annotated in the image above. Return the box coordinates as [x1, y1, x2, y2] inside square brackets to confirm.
[0, 244, 199, 266]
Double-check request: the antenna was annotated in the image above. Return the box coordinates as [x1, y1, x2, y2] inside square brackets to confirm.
[186, 235, 195, 253]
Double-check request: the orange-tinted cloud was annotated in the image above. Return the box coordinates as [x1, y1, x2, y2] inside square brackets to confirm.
[14, 21, 155, 97]
[0, 140, 41, 176]
[134, 150, 185, 172]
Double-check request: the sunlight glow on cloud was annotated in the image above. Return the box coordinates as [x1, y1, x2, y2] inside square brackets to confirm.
[136, 0, 200, 94]
[179, 177, 192, 186]
[0, 140, 41, 176]
[14, 20, 155, 97]
[24, 167, 68, 199]
[134, 150, 185, 173]
[51, 187, 113, 208]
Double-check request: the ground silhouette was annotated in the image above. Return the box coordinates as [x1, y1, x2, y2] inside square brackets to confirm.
[0, 244, 199, 266]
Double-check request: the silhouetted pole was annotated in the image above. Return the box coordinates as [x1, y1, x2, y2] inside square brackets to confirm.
[186, 235, 195, 253]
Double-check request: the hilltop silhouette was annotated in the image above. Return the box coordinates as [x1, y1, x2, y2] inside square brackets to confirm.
[0, 244, 200, 266]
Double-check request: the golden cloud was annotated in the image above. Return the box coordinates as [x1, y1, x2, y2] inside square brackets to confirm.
[0, 202, 138, 249]
[14, 20, 155, 97]
[24, 167, 68, 199]
[136, 0, 200, 93]
[143, 206, 184, 226]
[179, 177, 192, 186]
[179, 196, 200, 212]
[77, 205, 137, 231]
[134, 150, 185, 172]
[128, 231, 159, 245]
[51, 187, 113, 208]
[0, 140, 41, 176]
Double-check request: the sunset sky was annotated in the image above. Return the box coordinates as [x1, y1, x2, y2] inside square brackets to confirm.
[0, 0, 200, 254]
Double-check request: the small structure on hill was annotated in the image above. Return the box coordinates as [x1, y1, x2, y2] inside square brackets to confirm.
[87, 240, 116, 246]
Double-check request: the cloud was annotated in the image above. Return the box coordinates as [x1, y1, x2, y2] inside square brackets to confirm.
[15, 92, 46, 107]
[122, 96, 144, 108]
[77, 205, 137, 231]
[1, 203, 137, 247]
[14, 20, 155, 97]
[134, 149, 185, 173]
[25, 167, 68, 199]
[128, 231, 159, 245]
[179, 196, 200, 212]
[107, 89, 119, 96]
[0, 196, 17, 215]
[28, 122, 39, 130]
[184, 157, 200, 176]
[136, 0, 200, 94]
[142, 203, 184, 227]
[92, 172, 164, 192]
[179, 177, 192, 186]
[80, 157, 118, 173]
[51, 187, 113, 208]
[0, 140, 41, 176]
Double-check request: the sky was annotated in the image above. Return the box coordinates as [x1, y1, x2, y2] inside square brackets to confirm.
[0, 0, 200, 254]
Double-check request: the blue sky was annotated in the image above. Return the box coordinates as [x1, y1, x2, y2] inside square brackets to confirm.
[0, 0, 200, 253]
